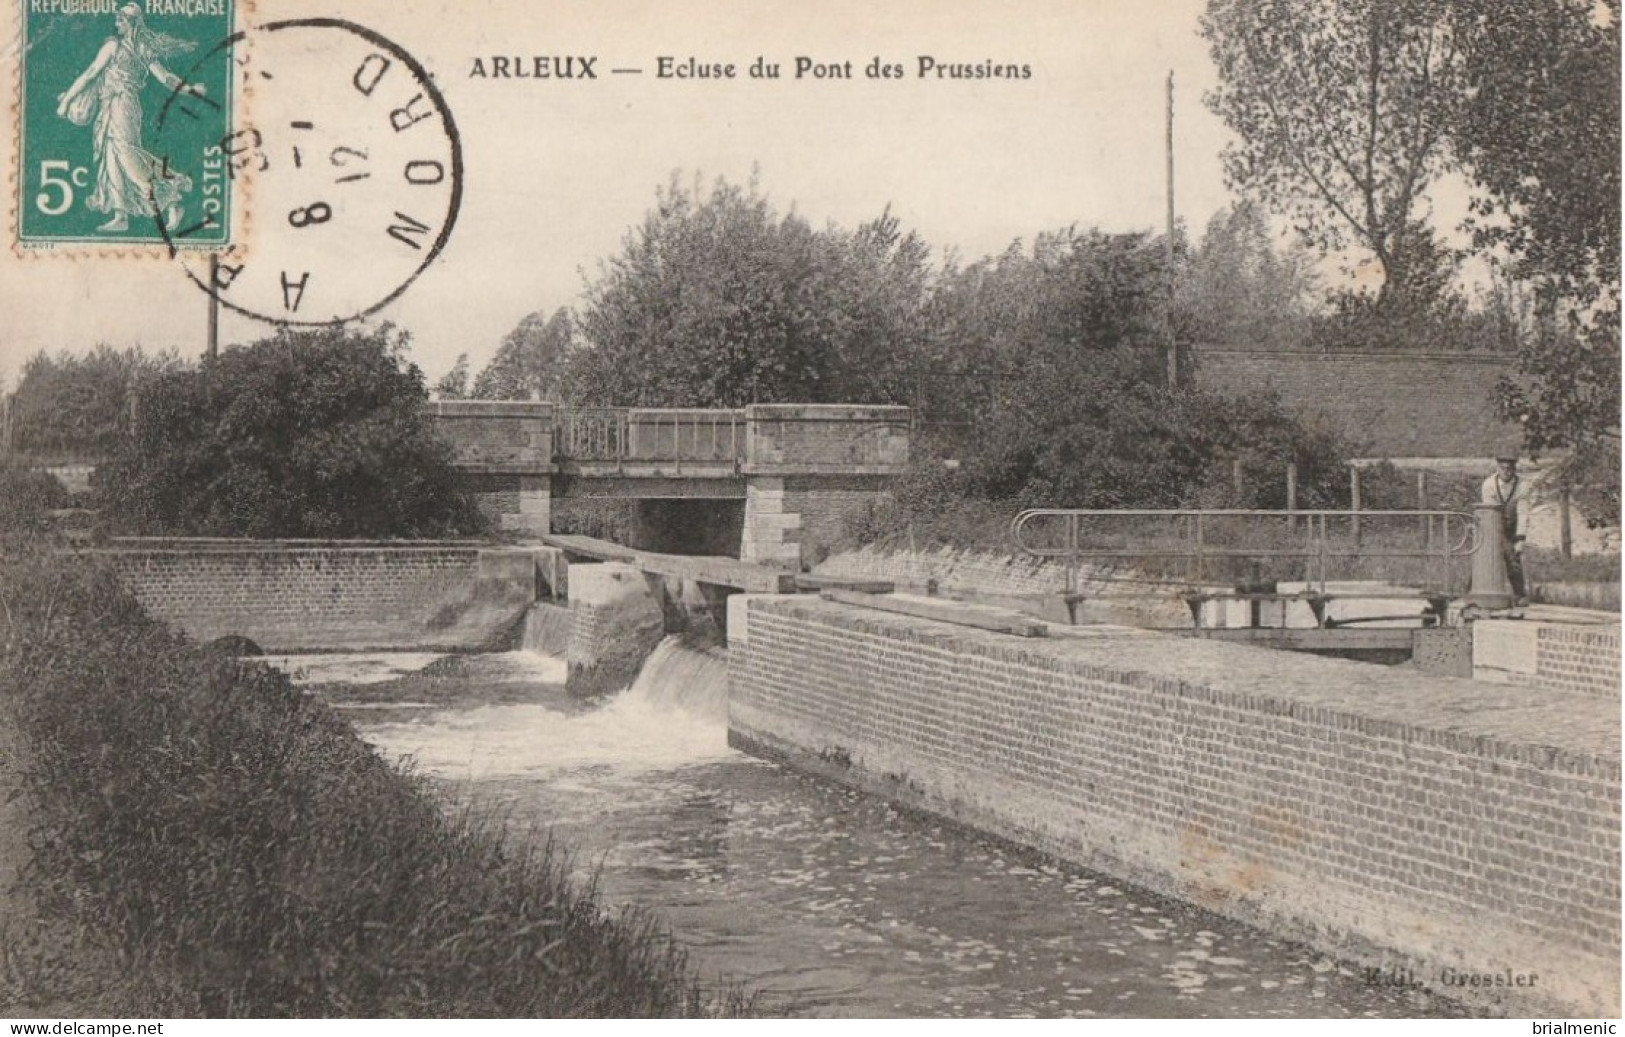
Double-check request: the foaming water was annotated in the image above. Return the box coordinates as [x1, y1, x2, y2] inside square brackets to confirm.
[266, 652, 444, 685]
[345, 641, 1468, 1019]
[624, 636, 730, 721]
[364, 637, 729, 781]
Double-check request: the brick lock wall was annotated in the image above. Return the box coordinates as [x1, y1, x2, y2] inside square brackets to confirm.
[1535, 627, 1622, 699]
[564, 563, 665, 697]
[103, 542, 532, 651]
[729, 596, 1621, 1016]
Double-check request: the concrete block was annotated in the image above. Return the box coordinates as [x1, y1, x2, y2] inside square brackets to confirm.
[1474, 619, 1539, 677]
[476, 548, 536, 594]
[1413, 627, 1473, 678]
[749, 513, 803, 532]
[531, 546, 568, 599]
[568, 562, 651, 607]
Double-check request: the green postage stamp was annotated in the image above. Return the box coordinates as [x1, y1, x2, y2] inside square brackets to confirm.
[17, 0, 234, 248]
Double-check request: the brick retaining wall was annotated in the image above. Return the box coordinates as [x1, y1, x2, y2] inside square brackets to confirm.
[1536, 626, 1622, 699]
[100, 540, 536, 651]
[1473, 619, 1622, 699]
[728, 595, 1621, 1016]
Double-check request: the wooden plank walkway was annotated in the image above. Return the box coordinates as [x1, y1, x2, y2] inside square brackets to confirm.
[820, 589, 1051, 637]
[537, 533, 797, 593]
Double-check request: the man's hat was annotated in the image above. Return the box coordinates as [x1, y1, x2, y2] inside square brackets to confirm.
[1496, 455, 1518, 464]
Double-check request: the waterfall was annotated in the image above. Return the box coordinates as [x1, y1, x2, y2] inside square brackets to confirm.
[522, 602, 573, 657]
[363, 635, 731, 780]
[621, 636, 730, 722]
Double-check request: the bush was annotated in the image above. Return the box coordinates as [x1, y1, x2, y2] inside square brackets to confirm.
[8, 345, 181, 462]
[94, 326, 487, 538]
[0, 543, 752, 1017]
[1356, 462, 1481, 513]
[0, 465, 70, 538]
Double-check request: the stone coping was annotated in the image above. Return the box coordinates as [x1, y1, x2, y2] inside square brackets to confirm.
[97, 537, 489, 552]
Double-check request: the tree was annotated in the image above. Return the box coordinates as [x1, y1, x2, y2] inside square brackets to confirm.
[1453, 0, 1620, 521]
[920, 229, 1167, 447]
[473, 308, 574, 400]
[95, 325, 486, 538]
[921, 227, 1352, 508]
[1454, 0, 1619, 305]
[1495, 317, 1620, 524]
[434, 353, 471, 399]
[565, 174, 929, 407]
[1200, 0, 1466, 313]
[9, 345, 181, 459]
[1174, 202, 1318, 349]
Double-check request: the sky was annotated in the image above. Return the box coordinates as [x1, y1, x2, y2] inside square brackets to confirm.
[0, 0, 1242, 389]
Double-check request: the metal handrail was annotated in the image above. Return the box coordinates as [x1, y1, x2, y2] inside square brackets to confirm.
[1010, 508, 1480, 597]
[557, 408, 629, 462]
[555, 407, 747, 467]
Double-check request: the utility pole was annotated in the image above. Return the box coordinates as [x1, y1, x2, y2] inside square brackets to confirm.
[207, 253, 220, 363]
[1165, 70, 1177, 390]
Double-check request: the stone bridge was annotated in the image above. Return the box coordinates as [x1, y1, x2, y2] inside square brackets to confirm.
[428, 401, 909, 569]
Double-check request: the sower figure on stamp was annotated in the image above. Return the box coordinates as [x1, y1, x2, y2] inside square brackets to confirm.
[1481, 455, 1532, 607]
[55, 5, 203, 233]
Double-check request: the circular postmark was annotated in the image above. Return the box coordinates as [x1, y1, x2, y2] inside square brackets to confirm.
[151, 18, 462, 325]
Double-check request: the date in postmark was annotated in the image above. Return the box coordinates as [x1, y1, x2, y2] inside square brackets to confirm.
[17, 0, 234, 249]
[158, 18, 463, 325]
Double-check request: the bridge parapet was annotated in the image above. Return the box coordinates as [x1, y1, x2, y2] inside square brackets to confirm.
[428, 400, 911, 472]
[555, 407, 746, 467]
[743, 404, 910, 474]
[427, 400, 911, 552]
[426, 399, 555, 473]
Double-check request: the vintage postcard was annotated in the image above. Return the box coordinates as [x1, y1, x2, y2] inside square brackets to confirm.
[0, 0, 1617, 1026]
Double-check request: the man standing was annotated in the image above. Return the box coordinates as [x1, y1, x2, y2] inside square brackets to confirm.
[1481, 456, 1531, 606]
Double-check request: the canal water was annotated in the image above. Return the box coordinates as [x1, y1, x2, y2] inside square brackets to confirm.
[276, 642, 1471, 1020]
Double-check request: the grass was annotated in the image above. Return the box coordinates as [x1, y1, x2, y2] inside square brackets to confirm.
[0, 537, 757, 1018]
[1523, 546, 1622, 584]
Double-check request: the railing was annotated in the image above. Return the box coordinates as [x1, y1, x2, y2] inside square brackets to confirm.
[1010, 508, 1480, 598]
[554, 407, 746, 469]
[557, 408, 629, 462]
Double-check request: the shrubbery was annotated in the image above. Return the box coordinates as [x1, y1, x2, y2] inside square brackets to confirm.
[0, 541, 751, 1017]
[0, 465, 71, 539]
[6, 345, 180, 462]
[94, 326, 486, 539]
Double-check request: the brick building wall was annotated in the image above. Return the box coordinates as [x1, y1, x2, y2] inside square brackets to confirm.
[101, 541, 536, 651]
[464, 472, 520, 519]
[1190, 347, 1520, 458]
[1536, 627, 1622, 699]
[728, 595, 1620, 1016]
